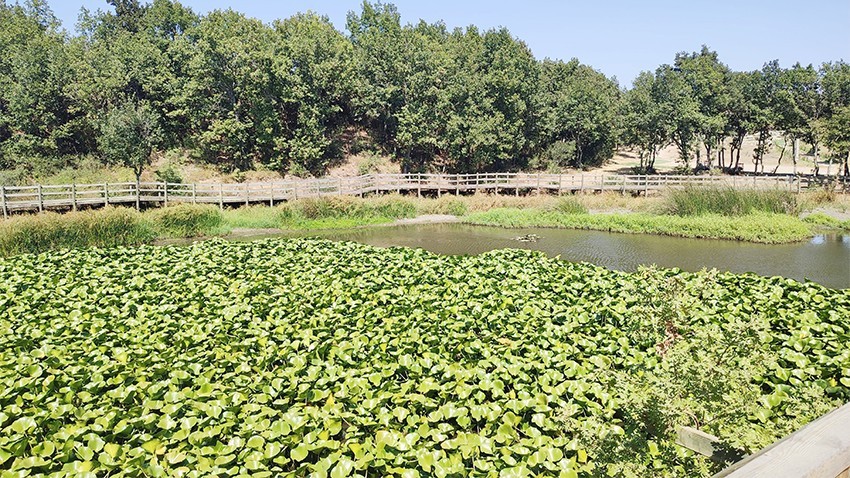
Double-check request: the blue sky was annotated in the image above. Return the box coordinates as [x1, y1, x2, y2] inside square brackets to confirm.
[49, 0, 850, 87]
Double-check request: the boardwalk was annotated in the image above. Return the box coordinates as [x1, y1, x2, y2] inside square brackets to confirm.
[1, 173, 847, 216]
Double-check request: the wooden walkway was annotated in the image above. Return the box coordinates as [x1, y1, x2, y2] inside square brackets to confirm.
[713, 402, 850, 478]
[1, 173, 847, 216]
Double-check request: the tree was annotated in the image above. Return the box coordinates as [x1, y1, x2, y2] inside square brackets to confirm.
[272, 12, 357, 174]
[99, 100, 160, 205]
[537, 59, 620, 169]
[820, 61, 850, 176]
[621, 71, 671, 173]
[181, 9, 277, 172]
[0, 0, 84, 167]
[674, 47, 731, 169]
[653, 65, 702, 169]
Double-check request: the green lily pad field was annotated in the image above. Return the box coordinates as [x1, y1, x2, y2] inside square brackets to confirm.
[1, 238, 848, 477]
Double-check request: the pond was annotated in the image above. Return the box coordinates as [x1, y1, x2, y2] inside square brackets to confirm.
[227, 224, 850, 289]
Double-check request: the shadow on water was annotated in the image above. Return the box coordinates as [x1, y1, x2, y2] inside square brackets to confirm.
[221, 224, 850, 289]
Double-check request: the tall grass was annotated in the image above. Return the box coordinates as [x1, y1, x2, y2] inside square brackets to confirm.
[145, 204, 224, 237]
[667, 186, 799, 216]
[0, 207, 155, 256]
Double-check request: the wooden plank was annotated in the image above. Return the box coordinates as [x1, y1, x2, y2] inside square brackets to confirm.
[713, 403, 850, 478]
[676, 427, 743, 464]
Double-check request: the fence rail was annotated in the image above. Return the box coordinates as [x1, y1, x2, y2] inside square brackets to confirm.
[1, 173, 847, 217]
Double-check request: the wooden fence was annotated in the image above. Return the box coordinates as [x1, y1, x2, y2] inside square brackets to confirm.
[1, 173, 847, 216]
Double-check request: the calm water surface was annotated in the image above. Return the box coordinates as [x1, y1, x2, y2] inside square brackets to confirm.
[229, 224, 850, 289]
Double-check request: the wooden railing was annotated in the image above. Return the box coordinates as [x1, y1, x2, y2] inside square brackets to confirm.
[713, 403, 850, 478]
[1, 173, 847, 216]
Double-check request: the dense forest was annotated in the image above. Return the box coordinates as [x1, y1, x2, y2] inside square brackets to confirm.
[1, 0, 849, 181]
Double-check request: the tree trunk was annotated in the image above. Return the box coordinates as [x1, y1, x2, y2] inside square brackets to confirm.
[813, 142, 820, 176]
[135, 173, 141, 211]
[792, 137, 799, 175]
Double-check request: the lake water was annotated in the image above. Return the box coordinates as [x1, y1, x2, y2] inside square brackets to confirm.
[227, 224, 850, 289]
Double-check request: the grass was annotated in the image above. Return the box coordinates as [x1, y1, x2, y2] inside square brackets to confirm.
[803, 212, 850, 230]
[145, 204, 225, 238]
[463, 208, 813, 244]
[667, 186, 799, 216]
[0, 189, 840, 255]
[0, 207, 156, 256]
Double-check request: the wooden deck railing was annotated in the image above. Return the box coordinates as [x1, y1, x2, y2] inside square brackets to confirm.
[1, 173, 847, 216]
[713, 402, 850, 478]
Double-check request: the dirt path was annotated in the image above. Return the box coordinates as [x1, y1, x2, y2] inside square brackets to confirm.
[390, 214, 460, 225]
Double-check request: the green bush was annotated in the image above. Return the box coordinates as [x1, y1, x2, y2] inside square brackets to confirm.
[145, 204, 223, 237]
[0, 207, 155, 256]
[667, 186, 799, 216]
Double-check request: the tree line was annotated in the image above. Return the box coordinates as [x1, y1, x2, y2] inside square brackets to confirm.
[1, 0, 848, 181]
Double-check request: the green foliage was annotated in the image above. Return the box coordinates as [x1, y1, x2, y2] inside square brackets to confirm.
[99, 101, 161, 180]
[463, 209, 812, 243]
[1, 2, 849, 177]
[803, 213, 850, 230]
[145, 203, 223, 237]
[0, 239, 847, 476]
[666, 186, 799, 216]
[537, 59, 620, 168]
[154, 160, 183, 184]
[0, 206, 154, 255]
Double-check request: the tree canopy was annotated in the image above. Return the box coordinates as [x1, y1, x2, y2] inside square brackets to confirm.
[1, 0, 849, 179]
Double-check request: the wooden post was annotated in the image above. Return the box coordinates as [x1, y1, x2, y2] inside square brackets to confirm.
[163, 182, 169, 206]
[104, 183, 109, 206]
[536, 173, 541, 195]
[417, 174, 422, 198]
[37, 185, 43, 212]
[218, 183, 224, 210]
[455, 175, 460, 195]
[192, 183, 197, 204]
[580, 174, 585, 192]
[135, 180, 140, 210]
[71, 183, 77, 211]
[271, 182, 276, 206]
[1, 186, 6, 218]
[244, 182, 249, 206]
[557, 175, 563, 195]
[621, 175, 627, 195]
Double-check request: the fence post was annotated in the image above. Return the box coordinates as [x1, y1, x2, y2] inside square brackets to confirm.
[245, 182, 249, 206]
[71, 183, 77, 211]
[536, 173, 541, 195]
[580, 174, 585, 192]
[164, 182, 169, 206]
[270, 182, 275, 206]
[218, 183, 224, 210]
[192, 183, 197, 204]
[37, 185, 44, 212]
[1, 186, 6, 218]
[104, 183, 109, 206]
[621, 176, 627, 195]
[135, 180, 140, 210]
[455, 175, 460, 195]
